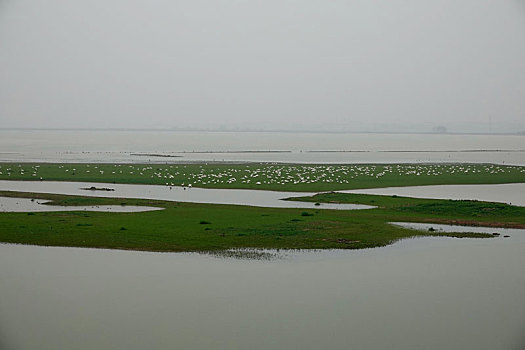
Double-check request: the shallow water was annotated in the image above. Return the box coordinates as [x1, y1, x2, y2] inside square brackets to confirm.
[0, 196, 162, 213]
[344, 183, 525, 206]
[2, 180, 524, 210]
[1, 130, 524, 165]
[0, 180, 373, 210]
[390, 221, 521, 235]
[1, 231, 524, 350]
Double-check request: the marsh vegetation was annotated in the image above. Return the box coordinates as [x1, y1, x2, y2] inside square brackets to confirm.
[1, 190, 523, 252]
[0, 162, 524, 191]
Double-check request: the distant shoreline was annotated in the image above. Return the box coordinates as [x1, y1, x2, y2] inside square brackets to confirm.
[0, 127, 523, 136]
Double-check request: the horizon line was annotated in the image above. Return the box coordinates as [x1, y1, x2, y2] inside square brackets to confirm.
[0, 127, 523, 136]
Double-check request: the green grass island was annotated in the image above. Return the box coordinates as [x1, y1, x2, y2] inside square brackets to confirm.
[1, 162, 524, 191]
[0, 162, 524, 253]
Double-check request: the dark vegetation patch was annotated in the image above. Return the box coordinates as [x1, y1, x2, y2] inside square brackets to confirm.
[394, 200, 525, 217]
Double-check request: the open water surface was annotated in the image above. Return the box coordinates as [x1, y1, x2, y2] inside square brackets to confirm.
[0, 196, 162, 213]
[1, 130, 524, 165]
[2, 180, 524, 208]
[0, 180, 373, 210]
[1, 229, 524, 350]
[344, 183, 525, 206]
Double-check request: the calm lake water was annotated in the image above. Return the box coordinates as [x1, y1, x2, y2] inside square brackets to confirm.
[1, 230, 524, 350]
[344, 183, 525, 206]
[0, 180, 372, 210]
[2, 180, 524, 209]
[1, 130, 524, 165]
[0, 196, 163, 213]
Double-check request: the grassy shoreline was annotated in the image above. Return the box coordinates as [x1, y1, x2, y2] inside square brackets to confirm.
[0, 162, 524, 192]
[1, 190, 523, 253]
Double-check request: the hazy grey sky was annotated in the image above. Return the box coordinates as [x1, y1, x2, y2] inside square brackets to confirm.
[1, 0, 524, 132]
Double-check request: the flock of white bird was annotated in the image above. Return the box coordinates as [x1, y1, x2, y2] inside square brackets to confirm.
[0, 163, 523, 187]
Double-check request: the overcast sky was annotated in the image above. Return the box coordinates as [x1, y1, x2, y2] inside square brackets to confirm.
[1, 0, 524, 132]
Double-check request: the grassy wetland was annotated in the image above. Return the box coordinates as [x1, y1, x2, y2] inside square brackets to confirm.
[1, 189, 524, 252]
[1, 161, 524, 252]
[0, 162, 524, 191]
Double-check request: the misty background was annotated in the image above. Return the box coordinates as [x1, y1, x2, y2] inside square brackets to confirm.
[0, 0, 524, 133]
